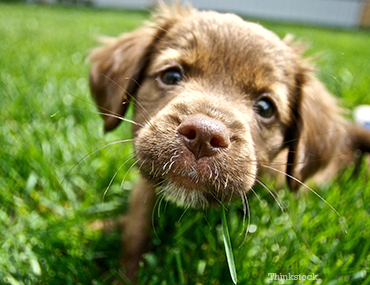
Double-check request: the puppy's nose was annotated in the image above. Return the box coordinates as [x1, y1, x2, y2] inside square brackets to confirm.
[177, 115, 230, 158]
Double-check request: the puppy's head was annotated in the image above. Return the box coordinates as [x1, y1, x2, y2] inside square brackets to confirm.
[89, 4, 370, 208]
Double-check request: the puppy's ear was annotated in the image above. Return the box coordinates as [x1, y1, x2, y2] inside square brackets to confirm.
[88, 3, 193, 132]
[89, 26, 159, 132]
[285, 45, 370, 192]
[286, 71, 346, 190]
[286, 63, 370, 190]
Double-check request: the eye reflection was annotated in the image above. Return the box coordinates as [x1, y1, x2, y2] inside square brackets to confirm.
[254, 98, 275, 118]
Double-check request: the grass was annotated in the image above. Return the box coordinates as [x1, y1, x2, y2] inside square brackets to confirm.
[1, 2, 370, 284]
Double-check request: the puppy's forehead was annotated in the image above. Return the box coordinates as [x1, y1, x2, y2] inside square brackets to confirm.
[157, 12, 290, 64]
[153, 11, 295, 82]
[150, 11, 296, 122]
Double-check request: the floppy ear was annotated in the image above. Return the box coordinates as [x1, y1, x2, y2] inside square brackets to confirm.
[89, 26, 159, 132]
[286, 68, 370, 190]
[286, 72, 347, 190]
[89, 3, 193, 132]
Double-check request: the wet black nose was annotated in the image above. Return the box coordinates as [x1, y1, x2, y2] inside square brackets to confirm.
[177, 115, 230, 158]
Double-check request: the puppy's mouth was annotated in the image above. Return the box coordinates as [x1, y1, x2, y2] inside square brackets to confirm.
[136, 114, 257, 208]
[150, 169, 221, 208]
[166, 171, 207, 189]
[140, 154, 246, 208]
[145, 157, 216, 192]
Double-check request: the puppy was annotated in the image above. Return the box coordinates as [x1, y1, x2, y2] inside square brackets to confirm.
[89, 3, 370, 281]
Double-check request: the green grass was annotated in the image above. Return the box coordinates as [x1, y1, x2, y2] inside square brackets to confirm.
[1, 3, 370, 285]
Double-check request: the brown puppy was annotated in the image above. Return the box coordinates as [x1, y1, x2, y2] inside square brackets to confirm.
[89, 3, 370, 281]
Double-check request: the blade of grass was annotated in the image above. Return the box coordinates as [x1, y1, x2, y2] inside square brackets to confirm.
[221, 205, 238, 284]
[174, 248, 185, 285]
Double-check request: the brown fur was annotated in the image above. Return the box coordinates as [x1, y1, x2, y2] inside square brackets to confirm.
[89, 3, 370, 281]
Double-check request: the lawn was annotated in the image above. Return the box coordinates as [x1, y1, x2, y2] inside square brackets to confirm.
[1, 2, 370, 285]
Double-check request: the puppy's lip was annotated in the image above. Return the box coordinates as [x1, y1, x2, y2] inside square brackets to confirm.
[166, 172, 206, 190]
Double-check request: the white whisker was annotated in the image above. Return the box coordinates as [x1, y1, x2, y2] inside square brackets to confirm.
[120, 159, 140, 190]
[62, 139, 134, 187]
[260, 164, 341, 218]
[102, 154, 137, 201]
[249, 187, 280, 252]
[256, 177, 312, 253]
[239, 191, 251, 247]
[152, 194, 166, 241]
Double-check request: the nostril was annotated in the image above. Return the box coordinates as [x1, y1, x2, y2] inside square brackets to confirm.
[210, 136, 229, 148]
[181, 128, 197, 140]
[210, 137, 220, 148]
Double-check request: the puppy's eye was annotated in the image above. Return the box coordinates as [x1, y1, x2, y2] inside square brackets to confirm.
[160, 68, 182, 85]
[254, 98, 275, 118]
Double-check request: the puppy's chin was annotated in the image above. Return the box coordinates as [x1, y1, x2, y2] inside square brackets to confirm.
[146, 171, 255, 209]
[156, 180, 212, 208]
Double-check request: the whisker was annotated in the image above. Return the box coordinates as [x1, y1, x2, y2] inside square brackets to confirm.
[120, 158, 140, 190]
[91, 151, 135, 190]
[61, 139, 134, 187]
[239, 191, 251, 247]
[255, 179, 285, 214]
[240, 192, 247, 226]
[125, 77, 156, 122]
[259, 176, 312, 254]
[157, 193, 165, 219]
[254, 128, 349, 156]
[173, 206, 193, 245]
[100, 74, 154, 128]
[102, 154, 137, 201]
[42, 138, 133, 189]
[260, 164, 342, 218]
[177, 205, 190, 223]
[208, 189, 223, 207]
[64, 92, 130, 122]
[135, 158, 146, 174]
[154, 181, 167, 191]
[54, 107, 143, 127]
[249, 187, 280, 250]
[256, 178, 312, 253]
[152, 194, 165, 241]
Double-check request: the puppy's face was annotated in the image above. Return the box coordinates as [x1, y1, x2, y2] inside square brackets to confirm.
[90, 5, 368, 208]
[131, 11, 300, 207]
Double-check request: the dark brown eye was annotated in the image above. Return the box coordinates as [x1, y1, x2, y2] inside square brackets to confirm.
[160, 68, 182, 85]
[254, 98, 275, 118]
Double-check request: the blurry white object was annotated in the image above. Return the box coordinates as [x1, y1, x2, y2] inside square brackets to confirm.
[353, 105, 370, 129]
